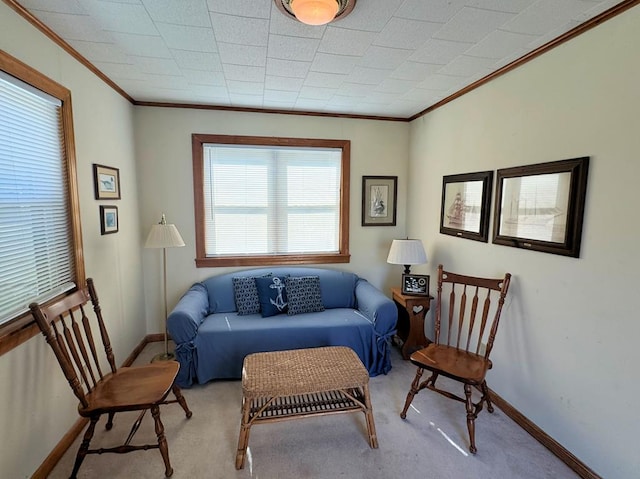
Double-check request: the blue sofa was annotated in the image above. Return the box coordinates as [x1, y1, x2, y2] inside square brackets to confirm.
[167, 267, 398, 388]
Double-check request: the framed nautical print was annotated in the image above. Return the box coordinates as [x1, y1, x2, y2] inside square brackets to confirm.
[440, 171, 493, 242]
[492, 157, 589, 257]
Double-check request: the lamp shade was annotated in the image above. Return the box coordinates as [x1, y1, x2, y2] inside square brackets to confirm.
[387, 239, 427, 266]
[290, 0, 339, 25]
[144, 214, 185, 249]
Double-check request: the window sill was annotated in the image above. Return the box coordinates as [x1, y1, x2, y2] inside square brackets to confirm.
[195, 252, 350, 268]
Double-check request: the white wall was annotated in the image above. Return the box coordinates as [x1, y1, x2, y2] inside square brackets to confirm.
[0, 3, 145, 477]
[407, 6, 640, 479]
[134, 107, 410, 333]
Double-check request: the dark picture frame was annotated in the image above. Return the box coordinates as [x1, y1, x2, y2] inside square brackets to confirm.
[93, 163, 121, 200]
[492, 157, 589, 257]
[100, 205, 118, 235]
[440, 171, 493, 242]
[401, 274, 429, 296]
[362, 176, 397, 226]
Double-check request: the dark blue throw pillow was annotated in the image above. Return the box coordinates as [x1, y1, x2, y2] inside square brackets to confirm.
[255, 275, 289, 317]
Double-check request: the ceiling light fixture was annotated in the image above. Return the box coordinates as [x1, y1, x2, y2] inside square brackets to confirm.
[275, 0, 356, 26]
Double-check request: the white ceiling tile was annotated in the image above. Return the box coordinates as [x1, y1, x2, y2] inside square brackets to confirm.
[93, 62, 145, 81]
[359, 46, 413, 70]
[30, 11, 112, 43]
[264, 90, 299, 102]
[304, 72, 347, 88]
[171, 50, 223, 71]
[409, 38, 473, 64]
[295, 99, 329, 109]
[210, 13, 269, 46]
[69, 40, 129, 64]
[132, 57, 182, 75]
[391, 61, 440, 81]
[207, 0, 271, 19]
[229, 93, 264, 105]
[417, 73, 467, 91]
[268, 35, 319, 61]
[318, 28, 377, 56]
[155, 24, 217, 52]
[346, 67, 389, 86]
[218, 43, 267, 67]
[374, 18, 442, 49]
[396, 0, 466, 23]
[464, 0, 537, 14]
[21, 0, 86, 14]
[143, 0, 211, 27]
[182, 69, 226, 86]
[501, 0, 597, 36]
[326, 95, 360, 106]
[435, 7, 515, 42]
[339, 83, 372, 96]
[110, 32, 171, 58]
[465, 29, 538, 59]
[227, 80, 263, 94]
[401, 87, 446, 102]
[266, 58, 311, 78]
[437, 55, 497, 76]
[78, 0, 157, 35]
[298, 86, 335, 100]
[222, 64, 265, 82]
[265, 75, 304, 92]
[375, 78, 419, 94]
[310, 53, 358, 74]
[329, 0, 404, 32]
[188, 85, 230, 100]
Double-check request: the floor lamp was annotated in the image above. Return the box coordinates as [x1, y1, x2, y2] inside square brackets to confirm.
[145, 213, 185, 361]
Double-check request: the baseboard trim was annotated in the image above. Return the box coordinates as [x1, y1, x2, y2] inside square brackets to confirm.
[31, 334, 160, 479]
[489, 389, 602, 479]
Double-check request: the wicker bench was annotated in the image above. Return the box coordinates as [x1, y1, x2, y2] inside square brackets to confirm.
[235, 346, 379, 469]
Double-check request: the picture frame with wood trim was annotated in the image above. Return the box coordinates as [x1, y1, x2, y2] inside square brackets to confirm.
[100, 205, 118, 235]
[93, 163, 121, 200]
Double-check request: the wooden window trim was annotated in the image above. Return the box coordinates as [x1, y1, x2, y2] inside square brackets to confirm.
[0, 51, 85, 356]
[192, 134, 350, 267]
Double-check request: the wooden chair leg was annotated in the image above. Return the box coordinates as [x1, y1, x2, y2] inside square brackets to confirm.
[400, 367, 424, 419]
[236, 397, 252, 470]
[151, 405, 173, 477]
[172, 384, 193, 418]
[70, 417, 98, 479]
[105, 412, 115, 430]
[480, 380, 494, 413]
[464, 384, 477, 454]
[363, 384, 378, 448]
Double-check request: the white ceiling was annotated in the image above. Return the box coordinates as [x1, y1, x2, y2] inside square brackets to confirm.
[16, 0, 624, 119]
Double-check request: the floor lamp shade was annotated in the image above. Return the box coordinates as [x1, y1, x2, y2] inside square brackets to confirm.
[145, 214, 185, 361]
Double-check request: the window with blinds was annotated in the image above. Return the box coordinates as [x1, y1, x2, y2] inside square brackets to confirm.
[0, 61, 82, 329]
[192, 135, 350, 267]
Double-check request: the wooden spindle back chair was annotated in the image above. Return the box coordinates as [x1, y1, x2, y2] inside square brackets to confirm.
[29, 278, 192, 478]
[400, 264, 511, 453]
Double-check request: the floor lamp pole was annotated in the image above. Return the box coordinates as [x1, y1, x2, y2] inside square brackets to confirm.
[154, 246, 174, 361]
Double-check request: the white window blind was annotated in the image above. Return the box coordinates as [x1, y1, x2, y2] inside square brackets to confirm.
[203, 144, 342, 256]
[0, 71, 75, 324]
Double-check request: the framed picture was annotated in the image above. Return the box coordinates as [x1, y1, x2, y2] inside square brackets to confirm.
[362, 176, 397, 226]
[93, 163, 121, 200]
[440, 171, 493, 242]
[100, 205, 118, 235]
[492, 157, 589, 257]
[402, 274, 429, 296]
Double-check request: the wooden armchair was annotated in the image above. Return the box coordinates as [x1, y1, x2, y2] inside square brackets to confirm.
[400, 264, 511, 453]
[29, 278, 192, 478]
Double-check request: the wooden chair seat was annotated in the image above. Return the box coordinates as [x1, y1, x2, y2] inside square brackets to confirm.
[82, 362, 180, 415]
[410, 344, 492, 385]
[400, 264, 511, 454]
[30, 278, 192, 478]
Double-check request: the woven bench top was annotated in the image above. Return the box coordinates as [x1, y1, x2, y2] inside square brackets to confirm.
[242, 346, 369, 398]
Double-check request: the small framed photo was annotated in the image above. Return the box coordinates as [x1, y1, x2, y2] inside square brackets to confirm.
[100, 205, 118, 235]
[362, 175, 397, 226]
[93, 163, 121, 200]
[402, 274, 429, 296]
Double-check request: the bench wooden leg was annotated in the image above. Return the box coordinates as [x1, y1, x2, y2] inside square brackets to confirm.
[363, 384, 378, 449]
[235, 397, 252, 470]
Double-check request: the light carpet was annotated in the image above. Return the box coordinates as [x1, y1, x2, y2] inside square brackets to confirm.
[49, 342, 579, 479]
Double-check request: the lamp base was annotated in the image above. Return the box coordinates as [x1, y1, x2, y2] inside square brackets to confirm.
[151, 352, 175, 362]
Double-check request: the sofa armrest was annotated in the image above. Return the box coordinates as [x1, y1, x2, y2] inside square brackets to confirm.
[167, 283, 209, 344]
[355, 280, 397, 337]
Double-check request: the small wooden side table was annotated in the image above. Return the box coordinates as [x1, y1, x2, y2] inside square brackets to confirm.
[391, 287, 433, 360]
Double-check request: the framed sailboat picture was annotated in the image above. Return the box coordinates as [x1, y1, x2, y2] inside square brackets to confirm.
[492, 157, 589, 257]
[440, 171, 493, 242]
